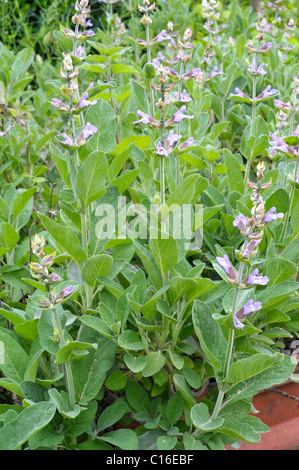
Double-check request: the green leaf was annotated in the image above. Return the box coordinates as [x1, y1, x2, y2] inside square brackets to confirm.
[173, 374, 196, 406]
[125, 381, 150, 411]
[225, 355, 296, 404]
[97, 399, 129, 432]
[0, 223, 19, 252]
[106, 370, 127, 390]
[192, 300, 227, 375]
[39, 214, 87, 266]
[149, 237, 178, 277]
[49, 143, 70, 188]
[48, 389, 81, 419]
[265, 258, 297, 285]
[117, 330, 145, 350]
[80, 315, 114, 339]
[76, 150, 108, 209]
[11, 187, 37, 219]
[226, 353, 282, 386]
[109, 168, 139, 194]
[124, 353, 147, 373]
[82, 254, 113, 287]
[0, 328, 29, 383]
[0, 402, 56, 450]
[142, 351, 166, 377]
[133, 241, 162, 290]
[55, 341, 97, 364]
[82, 99, 116, 155]
[157, 435, 177, 450]
[131, 79, 150, 114]
[223, 149, 244, 193]
[191, 403, 224, 431]
[166, 391, 185, 426]
[98, 429, 138, 450]
[72, 333, 116, 405]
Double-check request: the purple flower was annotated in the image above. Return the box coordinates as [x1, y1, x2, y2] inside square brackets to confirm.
[164, 67, 179, 78]
[59, 133, 74, 147]
[48, 273, 60, 283]
[155, 142, 169, 157]
[74, 85, 97, 110]
[259, 42, 273, 54]
[233, 213, 249, 234]
[152, 58, 161, 69]
[78, 29, 95, 40]
[155, 130, 182, 156]
[173, 89, 192, 103]
[256, 85, 278, 102]
[182, 68, 202, 80]
[179, 137, 194, 151]
[242, 238, 262, 259]
[133, 110, 160, 128]
[264, 207, 284, 223]
[229, 87, 252, 102]
[216, 255, 237, 281]
[248, 59, 268, 76]
[62, 286, 74, 297]
[165, 130, 182, 147]
[234, 299, 263, 329]
[207, 66, 222, 80]
[71, 46, 85, 59]
[151, 30, 172, 44]
[77, 122, 98, 145]
[244, 269, 269, 286]
[274, 100, 292, 111]
[165, 106, 194, 127]
[51, 98, 68, 111]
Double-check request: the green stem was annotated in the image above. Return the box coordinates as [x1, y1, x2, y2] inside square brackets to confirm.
[211, 246, 248, 420]
[280, 158, 299, 246]
[53, 308, 76, 409]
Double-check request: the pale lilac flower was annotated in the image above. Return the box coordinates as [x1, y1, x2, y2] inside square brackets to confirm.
[229, 87, 252, 102]
[73, 86, 97, 111]
[259, 42, 273, 54]
[274, 100, 292, 111]
[179, 137, 194, 151]
[182, 68, 202, 80]
[248, 58, 268, 76]
[233, 213, 249, 233]
[151, 30, 172, 44]
[155, 142, 169, 157]
[62, 285, 74, 297]
[264, 207, 284, 222]
[48, 273, 60, 282]
[71, 46, 85, 59]
[85, 19, 93, 27]
[152, 58, 161, 69]
[216, 255, 237, 281]
[59, 133, 74, 147]
[51, 98, 68, 111]
[242, 238, 262, 259]
[173, 89, 192, 103]
[244, 269, 269, 286]
[165, 106, 194, 126]
[78, 30, 95, 39]
[155, 131, 182, 156]
[256, 85, 278, 102]
[234, 300, 263, 329]
[165, 130, 182, 147]
[61, 27, 76, 38]
[77, 122, 98, 145]
[133, 110, 160, 128]
[207, 66, 222, 80]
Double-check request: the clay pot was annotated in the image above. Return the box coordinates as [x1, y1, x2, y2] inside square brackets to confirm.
[227, 361, 299, 451]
